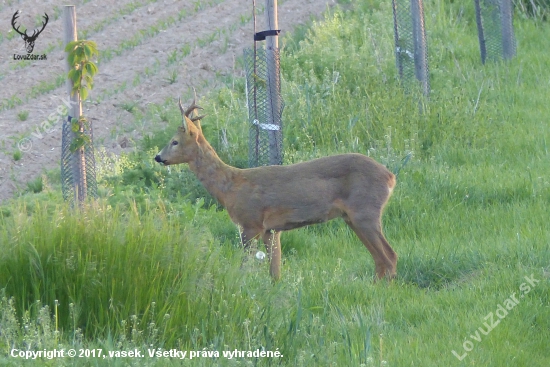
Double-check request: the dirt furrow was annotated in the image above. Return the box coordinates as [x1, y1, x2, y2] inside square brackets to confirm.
[0, 0, 215, 104]
[0, 0, 335, 202]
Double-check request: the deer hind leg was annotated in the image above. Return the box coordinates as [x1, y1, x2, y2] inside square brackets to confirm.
[345, 215, 397, 280]
[262, 230, 282, 281]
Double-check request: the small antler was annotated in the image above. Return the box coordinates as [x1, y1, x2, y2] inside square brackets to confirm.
[178, 98, 205, 123]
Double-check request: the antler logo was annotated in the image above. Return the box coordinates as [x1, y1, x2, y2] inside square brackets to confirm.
[11, 10, 49, 54]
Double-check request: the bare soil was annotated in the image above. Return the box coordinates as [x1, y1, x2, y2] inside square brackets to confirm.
[0, 0, 336, 202]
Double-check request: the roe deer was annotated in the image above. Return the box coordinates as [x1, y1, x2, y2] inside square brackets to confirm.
[155, 99, 397, 281]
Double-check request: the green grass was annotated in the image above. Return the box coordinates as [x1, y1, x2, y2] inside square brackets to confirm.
[12, 149, 22, 161]
[17, 110, 29, 121]
[1, 1, 550, 366]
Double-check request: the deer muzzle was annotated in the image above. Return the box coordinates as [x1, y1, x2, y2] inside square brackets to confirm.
[154, 155, 165, 164]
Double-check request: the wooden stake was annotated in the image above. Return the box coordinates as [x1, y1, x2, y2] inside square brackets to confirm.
[264, 0, 282, 165]
[63, 5, 85, 204]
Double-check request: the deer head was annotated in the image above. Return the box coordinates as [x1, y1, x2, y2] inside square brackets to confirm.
[11, 11, 49, 54]
[154, 98, 205, 165]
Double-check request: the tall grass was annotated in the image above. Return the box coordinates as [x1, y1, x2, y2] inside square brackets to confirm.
[1, 0, 550, 366]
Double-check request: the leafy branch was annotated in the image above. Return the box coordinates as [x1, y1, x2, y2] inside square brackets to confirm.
[65, 40, 98, 101]
[65, 40, 98, 152]
[69, 116, 91, 152]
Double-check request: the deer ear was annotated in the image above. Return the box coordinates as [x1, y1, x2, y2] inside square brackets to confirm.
[195, 120, 202, 132]
[181, 115, 188, 132]
[183, 115, 199, 134]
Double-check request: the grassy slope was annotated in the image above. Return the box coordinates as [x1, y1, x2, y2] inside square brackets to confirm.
[1, 0, 550, 366]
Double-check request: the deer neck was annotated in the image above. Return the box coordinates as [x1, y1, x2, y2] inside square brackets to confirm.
[187, 136, 236, 206]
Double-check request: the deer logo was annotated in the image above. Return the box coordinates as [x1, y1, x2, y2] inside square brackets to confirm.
[11, 10, 49, 54]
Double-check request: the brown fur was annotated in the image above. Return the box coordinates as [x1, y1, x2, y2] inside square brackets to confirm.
[155, 101, 397, 281]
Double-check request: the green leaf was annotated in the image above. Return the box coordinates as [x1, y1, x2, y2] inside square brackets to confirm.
[75, 47, 85, 59]
[84, 41, 98, 58]
[85, 75, 94, 87]
[69, 137, 84, 152]
[64, 41, 78, 52]
[84, 45, 93, 59]
[67, 53, 75, 67]
[85, 62, 98, 77]
[80, 88, 88, 101]
[71, 83, 80, 92]
[68, 69, 79, 83]
[87, 40, 98, 50]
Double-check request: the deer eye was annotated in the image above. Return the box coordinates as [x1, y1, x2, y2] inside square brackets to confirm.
[172, 141, 178, 146]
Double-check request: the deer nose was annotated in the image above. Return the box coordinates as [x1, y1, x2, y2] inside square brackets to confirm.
[154, 155, 163, 163]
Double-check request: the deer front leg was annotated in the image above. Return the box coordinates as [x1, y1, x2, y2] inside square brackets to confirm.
[262, 230, 282, 281]
[238, 226, 263, 271]
[240, 226, 261, 251]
